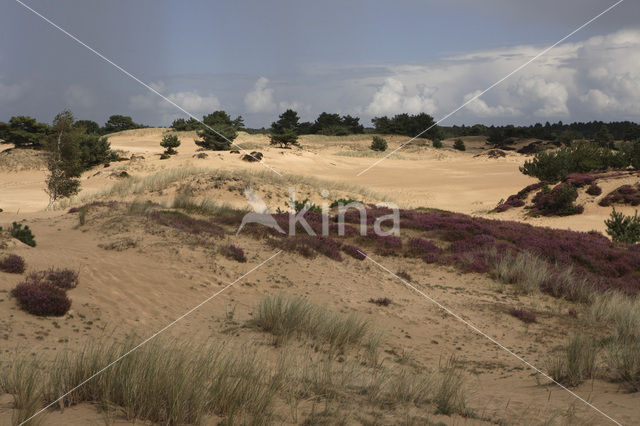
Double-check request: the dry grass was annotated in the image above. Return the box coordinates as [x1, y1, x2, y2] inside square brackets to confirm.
[487, 249, 548, 295]
[548, 333, 599, 387]
[172, 192, 246, 217]
[56, 166, 393, 209]
[332, 151, 414, 160]
[2, 336, 283, 425]
[252, 294, 371, 355]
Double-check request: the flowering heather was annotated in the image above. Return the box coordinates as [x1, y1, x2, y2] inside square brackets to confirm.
[586, 183, 603, 196]
[496, 195, 526, 212]
[367, 207, 640, 295]
[269, 235, 343, 261]
[423, 253, 440, 264]
[220, 244, 247, 263]
[599, 184, 640, 207]
[406, 237, 439, 256]
[11, 281, 71, 316]
[149, 211, 225, 237]
[563, 173, 595, 187]
[496, 182, 546, 212]
[509, 308, 536, 323]
[341, 244, 366, 260]
[529, 184, 584, 216]
[0, 254, 25, 274]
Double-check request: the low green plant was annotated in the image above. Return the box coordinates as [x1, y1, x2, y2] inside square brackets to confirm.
[10, 222, 36, 247]
[453, 139, 466, 151]
[432, 139, 443, 149]
[605, 208, 640, 244]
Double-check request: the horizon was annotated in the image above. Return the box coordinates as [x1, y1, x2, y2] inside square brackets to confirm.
[2, 1, 640, 129]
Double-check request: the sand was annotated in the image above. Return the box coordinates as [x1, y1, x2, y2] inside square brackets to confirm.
[0, 130, 638, 425]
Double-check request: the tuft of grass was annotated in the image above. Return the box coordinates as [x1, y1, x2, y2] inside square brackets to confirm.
[487, 249, 547, 295]
[548, 333, 599, 387]
[42, 336, 283, 425]
[252, 294, 371, 354]
[0, 358, 46, 425]
[172, 192, 247, 217]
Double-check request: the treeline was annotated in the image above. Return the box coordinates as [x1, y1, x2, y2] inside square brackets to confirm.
[172, 111, 365, 136]
[0, 114, 146, 148]
[442, 121, 640, 144]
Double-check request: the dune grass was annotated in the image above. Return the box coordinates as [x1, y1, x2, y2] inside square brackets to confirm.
[548, 333, 600, 387]
[1, 336, 283, 425]
[252, 294, 371, 355]
[332, 151, 415, 160]
[172, 192, 247, 217]
[56, 166, 393, 209]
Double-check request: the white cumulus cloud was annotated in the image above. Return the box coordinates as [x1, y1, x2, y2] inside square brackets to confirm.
[366, 78, 437, 116]
[244, 77, 276, 113]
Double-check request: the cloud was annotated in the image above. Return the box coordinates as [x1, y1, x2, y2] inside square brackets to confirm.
[244, 77, 276, 113]
[512, 77, 569, 117]
[129, 81, 220, 122]
[463, 91, 519, 117]
[365, 78, 437, 116]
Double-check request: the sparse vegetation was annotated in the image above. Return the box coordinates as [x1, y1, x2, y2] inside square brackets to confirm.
[0, 254, 26, 274]
[252, 294, 370, 353]
[509, 307, 536, 323]
[453, 139, 466, 151]
[10, 222, 36, 247]
[548, 333, 599, 387]
[220, 244, 247, 262]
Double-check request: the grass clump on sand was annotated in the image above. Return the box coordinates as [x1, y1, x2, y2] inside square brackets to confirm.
[252, 294, 370, 354]
[1, 337, 284, 425]
[548, 333, 599, 387]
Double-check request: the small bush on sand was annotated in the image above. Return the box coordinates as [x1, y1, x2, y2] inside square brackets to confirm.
[599, 184, 640, 207]
[370, 136, 387, 152]
[432, 139, 443, 149]
[453, 139, 466, 151]
[11, 281, 71, 316]
[548, 333, 599, 387]
[509, 307, 536, 323]
[529, 184, 583, 216]
[369, 297, 392, 307]
[10, 222, 36, 247]
[586, 182, 602, 196]
[220, 244, 246, 262]
[0, 254, 26, 274]
[605, 208, 640, 244]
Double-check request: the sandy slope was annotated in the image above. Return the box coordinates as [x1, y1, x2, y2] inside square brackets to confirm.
[1, 129, 639, 424]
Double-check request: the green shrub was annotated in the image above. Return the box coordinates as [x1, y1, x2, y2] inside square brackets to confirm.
[370, 136, 387, 152]
[10, 222, 36, 247]
[160, 133, 181, 154]
[432, 139, 443, 149]
[453, 139, 466, 151]
[605, 208, 640, 244]
[195, 111, 239, 150]
[520, 143, 629, 183]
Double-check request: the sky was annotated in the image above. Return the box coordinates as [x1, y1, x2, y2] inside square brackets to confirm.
[1, 0, 639, 128]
